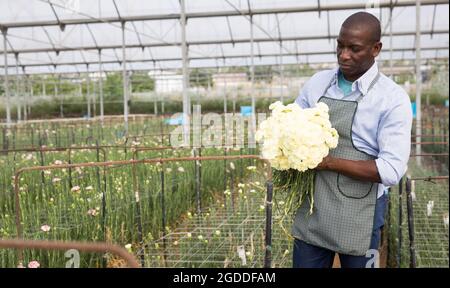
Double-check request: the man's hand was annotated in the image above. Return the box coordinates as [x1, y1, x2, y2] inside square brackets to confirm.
[316, 155, 382, 183]
[316, 155, 334, 170]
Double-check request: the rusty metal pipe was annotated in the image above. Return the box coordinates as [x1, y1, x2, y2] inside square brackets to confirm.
[0, 238, 140, 268]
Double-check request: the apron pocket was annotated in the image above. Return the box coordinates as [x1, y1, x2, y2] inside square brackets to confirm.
[337, 173, 374, 199]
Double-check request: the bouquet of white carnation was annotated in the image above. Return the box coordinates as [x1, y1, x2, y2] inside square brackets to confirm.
[256, 101, 339, 232]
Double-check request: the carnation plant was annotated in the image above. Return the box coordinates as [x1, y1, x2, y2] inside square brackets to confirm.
[256, 101, 339, 237]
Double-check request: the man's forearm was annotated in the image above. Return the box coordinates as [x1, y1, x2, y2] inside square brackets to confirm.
[317, 156, 381, 183]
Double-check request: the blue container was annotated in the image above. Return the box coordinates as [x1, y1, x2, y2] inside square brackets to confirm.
[165, 115, 184, 125]
[411, 102, 416, 119]
[445, 100, 449, 107]
[240, 106, 253, 117]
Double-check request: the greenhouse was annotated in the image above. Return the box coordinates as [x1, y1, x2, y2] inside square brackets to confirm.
[0, 0, 448, 269]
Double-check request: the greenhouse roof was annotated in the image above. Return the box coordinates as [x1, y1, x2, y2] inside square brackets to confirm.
[0, 0, 449, 75]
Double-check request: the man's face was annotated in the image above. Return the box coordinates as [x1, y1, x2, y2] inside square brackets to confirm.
[336, 25, 382, 81]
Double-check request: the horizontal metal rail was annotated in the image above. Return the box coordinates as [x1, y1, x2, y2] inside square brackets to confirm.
[0, 0, 445, 29]
[0, 238, 140, 268]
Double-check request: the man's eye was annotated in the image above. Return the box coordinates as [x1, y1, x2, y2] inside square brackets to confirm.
[351, 47, 360, 52]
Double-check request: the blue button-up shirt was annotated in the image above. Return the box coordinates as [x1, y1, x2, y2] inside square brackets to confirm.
[295, 62, 412, 198]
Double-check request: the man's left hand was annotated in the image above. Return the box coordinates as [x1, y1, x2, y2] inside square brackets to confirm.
[316, 156, 334, 170]
[316, 155, 381, 183]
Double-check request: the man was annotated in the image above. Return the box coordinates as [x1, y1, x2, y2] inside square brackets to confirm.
[293, 12, 412, 268]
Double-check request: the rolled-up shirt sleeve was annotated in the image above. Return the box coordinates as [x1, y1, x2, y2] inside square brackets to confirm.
[375, 91, 412, 187]
[295, 79, 311, 109]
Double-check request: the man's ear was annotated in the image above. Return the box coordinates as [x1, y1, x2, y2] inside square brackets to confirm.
[373, 42, 382, 57]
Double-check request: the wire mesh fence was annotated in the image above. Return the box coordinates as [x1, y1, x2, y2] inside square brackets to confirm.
[387, 158, 449, 268]
[0, 115, 171, 150]
[143, 169, 292, 268]
[1, 107, 449, 268]
[1, 149, 263, 268]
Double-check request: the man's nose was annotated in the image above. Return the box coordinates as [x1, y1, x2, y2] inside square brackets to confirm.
[339, 48, 351, 61]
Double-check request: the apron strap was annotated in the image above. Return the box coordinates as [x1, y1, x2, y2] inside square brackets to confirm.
[322, 71, 381, 102]
[355, 72, 381, 103]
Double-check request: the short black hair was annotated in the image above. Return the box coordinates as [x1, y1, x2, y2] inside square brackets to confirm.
[342, 12, 381, 43]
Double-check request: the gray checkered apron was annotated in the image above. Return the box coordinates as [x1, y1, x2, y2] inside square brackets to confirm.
[292, 73, 381, 256]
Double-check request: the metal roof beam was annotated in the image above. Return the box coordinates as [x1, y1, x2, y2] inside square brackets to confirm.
[431, 4, 437, 38]
[327, 11, 331, 43]
[47, 0, 66, 31]
[1, 29, 447, 55]
[225, 0, 294, 55]
[318, 0, 322, 17]
[131, 22, 144, 51]
[1, 57, 447, 76]
[2, 58, 447, 77]
[2, 46, 446, 69]
[86, 24, 100, 50]
[112, 0, 122, 20]
[225, 16, 235, 47]
[1, 0, 446, 29]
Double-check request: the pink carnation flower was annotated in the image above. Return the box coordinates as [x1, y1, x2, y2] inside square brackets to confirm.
[40, 224, 51, 232]
[28, 261, 40, 268]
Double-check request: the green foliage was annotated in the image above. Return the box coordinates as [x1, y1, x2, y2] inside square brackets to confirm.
[0, 118, 256, 267]
[190, 69, 213, 89]
[30, 76, 81, 97]
[130, 72, 155, 92]
[0, 95, 300, 119]
[104, 73, 123, 100]
[394, 73, 414, 85]
[253, 66, 274, 82]
[409, 91, 448, 106]
[290, 64, 315, 77]
[425, 65, 449, 100]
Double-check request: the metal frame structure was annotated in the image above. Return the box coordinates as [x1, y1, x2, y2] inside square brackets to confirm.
[1, 0, 449, 138]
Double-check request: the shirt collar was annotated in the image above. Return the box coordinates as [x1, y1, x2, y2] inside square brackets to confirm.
[333, 62, 379, 95]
